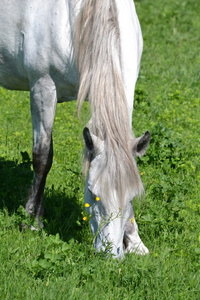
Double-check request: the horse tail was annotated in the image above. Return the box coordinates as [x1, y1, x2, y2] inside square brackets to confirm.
[74, 0, 143, 206]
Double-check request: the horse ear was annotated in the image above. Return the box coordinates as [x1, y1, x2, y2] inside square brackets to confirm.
[83, 127, 104, 154]
[83, 127, 94, 151]
[133, 131, 151, 157]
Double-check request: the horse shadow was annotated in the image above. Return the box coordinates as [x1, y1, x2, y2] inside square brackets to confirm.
[43, 186, 84, 242]
[0, 152, 83, 243]
[0, 153, 32, 212]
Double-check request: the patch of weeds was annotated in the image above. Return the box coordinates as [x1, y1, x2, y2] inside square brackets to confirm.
[27, 233, 89, 279]
[140, 122, 187, 171]
[135, 122, 199, 258]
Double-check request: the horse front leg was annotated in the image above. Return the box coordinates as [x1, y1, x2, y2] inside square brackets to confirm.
[25, 75, 57, 228]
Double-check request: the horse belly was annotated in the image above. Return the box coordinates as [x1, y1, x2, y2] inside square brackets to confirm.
[0, 53, 29, 91]
[0, 1, 31, 90]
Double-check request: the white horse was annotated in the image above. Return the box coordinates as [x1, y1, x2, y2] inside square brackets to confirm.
[0, 0, 150, 258]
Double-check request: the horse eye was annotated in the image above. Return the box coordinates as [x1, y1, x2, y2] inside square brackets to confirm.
[89, 190, 95, 198]
[88, 189, 97, 200]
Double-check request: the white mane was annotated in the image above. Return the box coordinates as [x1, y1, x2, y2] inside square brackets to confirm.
[74, 0, 144, 209]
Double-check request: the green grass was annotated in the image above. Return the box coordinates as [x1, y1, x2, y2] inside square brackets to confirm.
[0, 0, 200, 299]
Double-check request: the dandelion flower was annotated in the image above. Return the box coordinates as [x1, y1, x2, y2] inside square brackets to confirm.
[141, 172, 144, 176]
[83, 217, 87, 221]
[96, 197, 100, 201]
[131, 217, 134, 224]
[85, 203, 90, 208]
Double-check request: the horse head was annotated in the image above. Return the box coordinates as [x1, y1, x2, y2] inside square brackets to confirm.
[83, 127, 150, 258]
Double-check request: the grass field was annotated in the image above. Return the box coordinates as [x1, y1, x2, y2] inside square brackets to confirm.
[0, 0, 200, 299]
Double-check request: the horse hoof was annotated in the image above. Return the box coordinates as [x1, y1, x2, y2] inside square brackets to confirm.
[30, 223, 44, 231]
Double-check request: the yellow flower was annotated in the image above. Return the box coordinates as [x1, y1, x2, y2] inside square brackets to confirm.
[83, 217, 87, 221]
[85, 203, 90, 208]
[131, 217, 134, 224]
[141, 172, 144, 176]
[96, 197, 100, 201]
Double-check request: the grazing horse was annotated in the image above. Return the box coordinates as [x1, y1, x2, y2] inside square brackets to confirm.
[0, 0, 150, 258]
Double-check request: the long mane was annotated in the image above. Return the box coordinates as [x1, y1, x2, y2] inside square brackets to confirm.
[74, 0, 143, 209]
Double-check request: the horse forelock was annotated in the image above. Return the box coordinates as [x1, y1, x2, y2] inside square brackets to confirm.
[75, 0, 144, 209]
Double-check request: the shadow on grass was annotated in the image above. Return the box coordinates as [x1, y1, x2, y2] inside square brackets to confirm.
[0, 154, 84, 243]
[0, 154, 33, 212]
[43, 187, 83, 243]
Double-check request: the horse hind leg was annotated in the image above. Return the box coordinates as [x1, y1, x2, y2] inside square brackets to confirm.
[25, 75, 57, 229]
